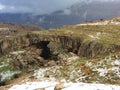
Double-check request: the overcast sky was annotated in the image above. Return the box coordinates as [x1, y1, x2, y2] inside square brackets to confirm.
[0, 0, 118, 14]
[0, 0, 81, 14]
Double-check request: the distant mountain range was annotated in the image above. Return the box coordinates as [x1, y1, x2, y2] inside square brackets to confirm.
[0, 0, 120, 29]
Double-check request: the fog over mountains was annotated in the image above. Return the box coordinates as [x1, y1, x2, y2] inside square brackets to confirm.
[0, 0, 120, 28]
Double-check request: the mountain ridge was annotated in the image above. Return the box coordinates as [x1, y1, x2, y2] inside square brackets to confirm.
[0, 1, 120, 29]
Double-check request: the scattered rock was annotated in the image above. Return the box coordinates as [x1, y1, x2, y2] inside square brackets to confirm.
[81, 65, 92, 75]
[47, 60, 56, 66]
[107, 70, 115, 76]
[54, 83, 63, 90]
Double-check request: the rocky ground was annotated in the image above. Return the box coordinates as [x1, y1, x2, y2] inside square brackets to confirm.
[0, 45, 120, 90]
[1, 18, 120, 90]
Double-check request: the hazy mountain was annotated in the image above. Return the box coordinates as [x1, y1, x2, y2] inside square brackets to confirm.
[0, 0, 120, 29]
[67, 0, 120, 20]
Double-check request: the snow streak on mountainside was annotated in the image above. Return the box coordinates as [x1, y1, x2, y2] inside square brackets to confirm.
[0, 0, 120, 29]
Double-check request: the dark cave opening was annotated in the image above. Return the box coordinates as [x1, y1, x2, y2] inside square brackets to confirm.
[39, 41, 51, 59]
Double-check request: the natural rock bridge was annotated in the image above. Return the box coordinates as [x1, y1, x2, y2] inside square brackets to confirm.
[0, 33, 120, 58]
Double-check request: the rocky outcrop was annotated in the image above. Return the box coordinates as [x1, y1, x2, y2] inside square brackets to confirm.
[0, 33, 120, 58]
[78, 41, 105, 57]
[26, 33, 120, 58]
[0, 39, 11, 55]
[0, 35, 30, 56]
[1, 33, 120, 86]
[26, 34, 83, 57]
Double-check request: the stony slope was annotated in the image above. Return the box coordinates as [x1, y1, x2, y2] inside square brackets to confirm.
[1, 17, 120, 89]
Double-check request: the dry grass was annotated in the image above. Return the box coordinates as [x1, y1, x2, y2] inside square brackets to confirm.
[32, 24, 120, 47]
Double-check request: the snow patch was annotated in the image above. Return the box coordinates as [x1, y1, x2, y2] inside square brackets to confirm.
[111, 22, 120, 25]
[63, 82, 120, 90]
[11, 50, 26, 55]
[1, 70, 21, 81]
[111, 60, 120, 66]
[0, 62, 9, 68]
[88, 32, 102, 39]
[34, 68, 48, 78]
[9, 81, 120, 90]
[96, 68, 107, 76]
[88, 35, 99, 39]
[77, 21, 120, 26]
[67, 56, 80, 61]
[77, 21, 109, 26]
[9, 81, 57, 90]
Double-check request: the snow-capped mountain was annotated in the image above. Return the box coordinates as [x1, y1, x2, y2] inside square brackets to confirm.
[0, 0, 120, 29]
[31, 0, 120, 28]
[62, 0, 120, 18]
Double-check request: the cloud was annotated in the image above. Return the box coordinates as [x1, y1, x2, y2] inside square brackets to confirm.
[0, 3, 5, 10]
[0, 0, 119, 14]
[0, 0, 80, 14]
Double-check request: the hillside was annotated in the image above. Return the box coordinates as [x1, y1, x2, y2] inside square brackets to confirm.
[0, 17, 120, 89]
[0, 23, 42, 31]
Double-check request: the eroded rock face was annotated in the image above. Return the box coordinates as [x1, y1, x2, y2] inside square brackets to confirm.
[78, 41, 105, 57]
[0, 39, 11, 56]
[10, 49, 45, 70]
[26, 34, 120, 58]
[0, 35, 30, 56]
[1, 33, 120, 86]
[1, 33, 120, 58]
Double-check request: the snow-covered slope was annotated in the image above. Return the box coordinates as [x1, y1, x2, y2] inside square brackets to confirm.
[8, 54, 120, 90]
[9, 81, 120, 90]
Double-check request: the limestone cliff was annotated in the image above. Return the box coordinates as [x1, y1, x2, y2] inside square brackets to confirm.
[25, 33, 120, 57]
[0, 33, 120, 58]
